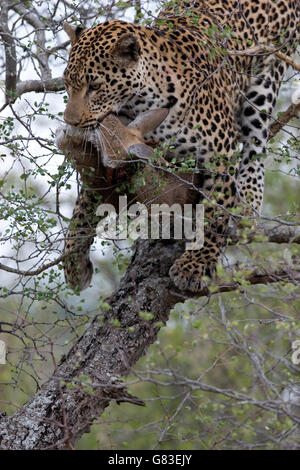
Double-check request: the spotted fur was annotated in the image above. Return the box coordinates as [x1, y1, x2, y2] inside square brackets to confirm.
[62, 0, 299, 292]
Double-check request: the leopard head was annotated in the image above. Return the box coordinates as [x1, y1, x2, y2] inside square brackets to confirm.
[63, 21, 143, 128]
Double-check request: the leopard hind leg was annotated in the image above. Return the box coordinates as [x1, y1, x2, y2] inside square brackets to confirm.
[237, 56, 288, 216]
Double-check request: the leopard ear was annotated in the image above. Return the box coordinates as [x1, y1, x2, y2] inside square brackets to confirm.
[111, 33, 141, 64]
[63, 23, 85, 46]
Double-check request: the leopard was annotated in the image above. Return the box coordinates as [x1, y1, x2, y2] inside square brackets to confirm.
[61, 0, 300, 293]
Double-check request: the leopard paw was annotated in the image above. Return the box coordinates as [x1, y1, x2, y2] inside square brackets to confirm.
[65, 258, 93, 291]
[169, 256, 216, 292]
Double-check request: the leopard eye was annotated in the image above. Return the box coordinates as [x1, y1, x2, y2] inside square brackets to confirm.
[88, 83, 101, 91]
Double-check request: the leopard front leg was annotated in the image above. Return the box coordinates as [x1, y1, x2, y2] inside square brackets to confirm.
[63, 188, 100, 291]
[168, 88, 240, 292]
[169, 164, 237, 292]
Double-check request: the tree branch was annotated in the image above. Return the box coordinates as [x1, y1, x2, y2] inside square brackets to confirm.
[0, 223, 299, 277]
[0, 0, 17, 104]
[16, 77, 65, 96]
[269, 101, 300, 138]
[0, 77, 65, 112]
[228, 44, 300, 73]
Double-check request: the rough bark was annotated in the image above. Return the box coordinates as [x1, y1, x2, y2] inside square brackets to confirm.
[269, 101, 300, 138]
[0, 240, 184, 449]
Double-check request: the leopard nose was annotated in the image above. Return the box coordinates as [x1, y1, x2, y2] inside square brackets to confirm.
[64, 112, 81, 126]
[64, 102, 82, 126]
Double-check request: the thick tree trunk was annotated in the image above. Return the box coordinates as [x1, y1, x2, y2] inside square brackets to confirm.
[0, 239, 184, 449]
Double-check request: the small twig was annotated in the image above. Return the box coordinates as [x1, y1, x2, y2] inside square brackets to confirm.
[228, 44, 300, 73]
[269, 101, 300, 138]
